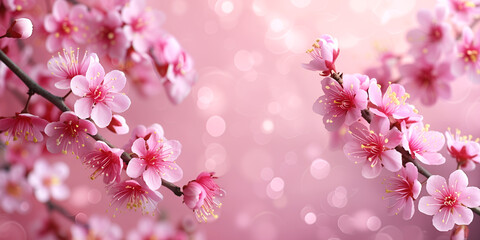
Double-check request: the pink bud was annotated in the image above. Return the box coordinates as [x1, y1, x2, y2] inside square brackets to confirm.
[5, 18, 33, 39]
[451, 225, 468, 240]
[106, 115, 129, 135]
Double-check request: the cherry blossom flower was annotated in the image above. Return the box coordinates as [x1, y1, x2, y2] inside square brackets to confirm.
[28, 160, 70, 202]
[47, 48, 99, 89]
[0, 112, 49, 145]
[4, 141, 42, 169]
[368, 81, 413, 120]
[302, 34, 339, 76]
[442, 0, 480, 25]
[44, 0, 91, 52]
[0, 165, 31, 213]
[384, 162, 422, 220]
[127, 59, 162, 97]
[400, 60, 453, 106]
[402, 122, 446, 165]
[44, 111, 97, 156]
[445, 129, 480, 171]
[108, 179, 163, 215]
[183, 172, 224, 222]
[124, 123, 164, 151]
[106, 115, 129, 135]
[70, 61, 131, 128]
[126, 133, 183, 190]
[2, 0, 36, 12]
[151, 34, 197, 104]
[89, 11, 129, 60]
[5, 18, 33, 39]
[343, 117, 403, 178]
[312, 75, 368, 131]
[418, 170, 480, 231]
[121, 0, 165, 54]
[406, 5, 453, 63]
[452, 26, 480, 82]
[82, 141, 123, 184]
[70, 215, 122, 240]
[126, 217, 176, 240]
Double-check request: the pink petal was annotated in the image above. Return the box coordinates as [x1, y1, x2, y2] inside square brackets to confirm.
[368, 80, 383, 107]
[324, 112, 345, 132]
[131, 138, 147, 156]
[462, 26, 474, 45]
[432, 208, 455, 231]
[302, 59, 327, 72]
[70, 75, 89, 96]
[416, 152, 445, 165]
[91, 103, 112, 128]
[158, 162, 183, 183]
[448, 170, 468, 190]
[143, 167, 162, 190]
[460, 186, 480, 207]
[46, 34, 62, 52]
[344, 108, 361, 126]
[381, 150, 402, 172]
[44, 15, 58, 32]
[451, 206, 473, 225]
[35, 188, 50, 202]
[74, 98, 93, 119]
[312, 96, 328, 115]
[418, 196, 440, 215]
[107, 93, 131, 113]
[54, 80, 71, 90]
[125, 158, 145, 178]
[51, 185, 69, 200]
[343, 142, 367, 163]
[80, 118, 97, 135]
[417, 10, 433, 30]
[361, 162, 382, 179]
[426, 175, 447, 196]
[404, 162, 419, 184]
[86, 62, 106, 87]
[423, 131, 445, 152]
[103, 70, 126, 92]
[53, 162, 69, 179]
[53, 0, 69, 20]
[163, 140, 182, 161]
[402, 198, 415, 220]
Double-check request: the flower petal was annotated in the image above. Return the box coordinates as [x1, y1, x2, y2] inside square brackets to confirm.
[126, 158, 146, 178]
[91, 103, 112, 128]
[143, 167, 162, 190]
[74, 98, 93, 119]
[70, 75, 89, 96]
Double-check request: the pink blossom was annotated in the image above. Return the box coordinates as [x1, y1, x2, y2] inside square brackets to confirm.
[28, 160, 70, 202]
[123, 123, 164, 155]
[368, 81, 413, 120]
[70, 61, 131, 128]
[47, 48, 98, 89]
[5, 141, 42, 169]
[127, 58, 162, 97]
[406, 6, 453, 63]
[126, 133, 183, 190]
[106, 115, 129, 135]
[302, 34, 339, 76]
[89, 11, 129, 60]
[402, 122, 446, 165]
[44, 0, 91, 52]
[442, 0, 480, 25]
[5, 18, 33, 39]
[312, 75, 368, 131]
[364, 52, 402, 92]
[82, 141, 124, 184]
[452, 27, 480, 82]
[108, 179, 163, 215]
[384, 162, 422, 220]
[183, 172, 224, 222]
[44, 111, 97, 156]
[0, 165, 31, 213]
[451, 225, 469, 240]
[400, 60, 453, 106]
[70, 215, 122, 240]
[445, 129, 480, 171]
[2, 0, 36, 12]
[343, 117, 403, 178]
[121, 0, 165, 54]
[0, 112, 49, 145]
[151, 34, 197, 104]
[126, 217, 176, 240]
[418, 170, 480, 231]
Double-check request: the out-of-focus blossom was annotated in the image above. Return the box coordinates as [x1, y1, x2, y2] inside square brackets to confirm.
[402, 122, 445, 165]
[5, 141, 42, 169]
[400, 60, 453, 106]
[126, 133, 183, 190]
[44, 0, 91, 52]
[343, 117, 403, 178]
[82, 141, 123, 184]
[71, 61, 131, 128]
[70, 215, 122, 240]
[452, 26, 480, 82]
[109, 179, 163, 215]
[123, 123, 164, 155]
[44, 111, 97, 156]
[0, 165, 31, 213]
[2, 0, 36, 12]
[0, 112, 49, 145]
[127, 58, 162, 97]
[451, 225, 469, 240]
[302, 34, 339, 76]
[28, 97, 62, 123]
[151, 34, 197, 104]
[121, 0, 164, 54]
[406, 6, 453, 63]
[126, 217, 176, 240]
[364, 51, 401, 92]
[89, 11, 129, 61]
[47, 49, 98, 89]
[312, 75, 368, 131]
[441, 0, 480, 25]
[384, 162, 421, 220]
[368, 81, 412, 120]
[28, 160, 70, 202]
[445, 129, 480, 171]
[106, 115, 129, 135]
[418, 170, 480, 231]
[5, 18, 33, 39]
[183, 172, 224, 222]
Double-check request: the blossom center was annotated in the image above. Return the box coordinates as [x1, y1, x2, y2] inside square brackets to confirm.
[429, 25, 443, 42]
[65, 120, 80, 137]
[464, 48, 478, 62]
[455, 1, 475, 11]
[89, 85, 108, 104]
[443, 194, 458, 207]
[43, 176, 60, 186]
[6, 182, 22, 197]
[418, 66, 435, 87]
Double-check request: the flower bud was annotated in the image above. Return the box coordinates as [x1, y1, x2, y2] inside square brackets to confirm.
[106, 115, 129, 135]
[302, 34, 339, 76]
[5, 18, 33, 39]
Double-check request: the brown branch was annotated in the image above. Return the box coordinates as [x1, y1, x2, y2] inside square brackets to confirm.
[0, 49, 183, 197]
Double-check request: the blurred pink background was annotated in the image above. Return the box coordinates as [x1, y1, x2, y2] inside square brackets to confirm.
[4, 0, 480, 239]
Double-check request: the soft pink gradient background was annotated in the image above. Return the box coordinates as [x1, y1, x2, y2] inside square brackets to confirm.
[3, 0, 480, 239]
